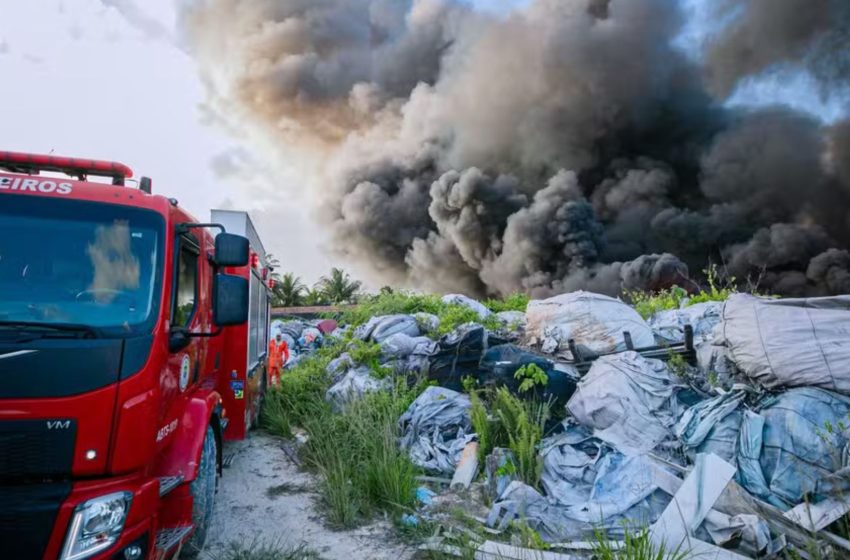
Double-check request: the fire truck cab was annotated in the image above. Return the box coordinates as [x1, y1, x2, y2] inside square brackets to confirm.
[0, 152, 272, 560]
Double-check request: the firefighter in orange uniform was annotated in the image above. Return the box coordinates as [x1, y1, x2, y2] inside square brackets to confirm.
[268, 333, 290, 387]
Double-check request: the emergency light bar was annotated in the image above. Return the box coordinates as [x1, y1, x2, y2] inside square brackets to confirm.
[0, 151, 134, 185]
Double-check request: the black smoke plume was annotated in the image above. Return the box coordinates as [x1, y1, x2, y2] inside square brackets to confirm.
[182, 0, 850, 297]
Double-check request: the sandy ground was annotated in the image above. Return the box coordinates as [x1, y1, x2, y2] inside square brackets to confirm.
[202, 432, 418, 560]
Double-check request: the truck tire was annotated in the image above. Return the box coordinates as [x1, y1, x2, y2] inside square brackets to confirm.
[182, 425, 217, 558]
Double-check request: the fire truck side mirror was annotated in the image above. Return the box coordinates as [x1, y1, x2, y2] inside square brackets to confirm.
[214, 233, 250, 267]
[213, 273, 249, 326]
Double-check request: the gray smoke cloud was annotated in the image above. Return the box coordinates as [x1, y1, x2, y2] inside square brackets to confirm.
[182, 0, 850, 298]
[705, 0, 850, 97]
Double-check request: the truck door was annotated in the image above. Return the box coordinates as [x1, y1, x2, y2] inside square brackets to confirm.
[160, 231, 202, 441]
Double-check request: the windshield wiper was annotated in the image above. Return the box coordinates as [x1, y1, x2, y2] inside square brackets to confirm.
[0, 321, 98, 340]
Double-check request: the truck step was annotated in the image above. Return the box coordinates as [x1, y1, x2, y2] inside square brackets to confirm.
[158, 475, 185, 497]
[223, 452, 236, 469]
[155, 525, 193, 554]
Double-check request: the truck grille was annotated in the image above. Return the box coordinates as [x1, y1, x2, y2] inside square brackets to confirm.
[0, 482, 71, 559]
[0, 419, 76, 480]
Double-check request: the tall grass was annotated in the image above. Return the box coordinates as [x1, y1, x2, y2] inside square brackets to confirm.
[468, 386, 550, 488]
[208, 539, 321, 560]
[262, 342, 428, 527]
[592, 528, 690, 560]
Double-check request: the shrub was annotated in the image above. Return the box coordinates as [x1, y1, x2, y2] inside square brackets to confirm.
[629, 264, 740, 320]
[485, 292, 531, 313]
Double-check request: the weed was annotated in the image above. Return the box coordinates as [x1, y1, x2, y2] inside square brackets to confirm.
[207, 538, 322, 560]
[666, 351, 688, 378]
[336, 291, 507, 336]
[262, 346, 428, 528]
[468, 386, 549, 486]
[485, 292, 530, 313]
[461, 375, 478, 393]
[337, 292, 444, 327]
[592, 527, 689, 560]
[435, 305, 502, 335]
[469, 388, 493, 463]
[514, 363, 548, 394]
[628, 263, 741, 320]
[348, 339, 383, 370]
[512, 521, 550, 550]
[490, 388, 550, 488]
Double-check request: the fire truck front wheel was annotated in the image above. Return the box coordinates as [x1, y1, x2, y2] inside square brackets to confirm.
[183, 425, 217, 558]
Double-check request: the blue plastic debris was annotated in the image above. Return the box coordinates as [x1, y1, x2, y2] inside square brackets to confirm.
[415, 486, 435, 505]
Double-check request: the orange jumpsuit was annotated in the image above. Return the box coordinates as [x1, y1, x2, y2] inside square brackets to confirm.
[268, 339, 290, 387]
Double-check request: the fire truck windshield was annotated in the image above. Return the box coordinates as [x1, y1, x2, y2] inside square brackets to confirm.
[0, 194, 164, 336]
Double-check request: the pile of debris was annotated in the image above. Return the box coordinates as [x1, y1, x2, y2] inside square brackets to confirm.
[299, 292, 850, 558]
[270, 317, 338, 366]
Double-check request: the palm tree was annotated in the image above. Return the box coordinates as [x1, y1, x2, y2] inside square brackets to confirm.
[304, 287, 330, 306]
[271, 272, 306, 307]
[265, 253, 281, 271]
[317, 268, 362, 304]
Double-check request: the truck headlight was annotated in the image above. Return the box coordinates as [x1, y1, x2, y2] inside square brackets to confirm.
[60, 491, 132, 560]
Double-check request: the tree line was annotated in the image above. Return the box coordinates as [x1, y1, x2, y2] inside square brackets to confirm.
[267, 256, 363, 307]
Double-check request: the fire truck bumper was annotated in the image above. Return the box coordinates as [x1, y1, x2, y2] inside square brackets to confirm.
[3, 473, 161, 560]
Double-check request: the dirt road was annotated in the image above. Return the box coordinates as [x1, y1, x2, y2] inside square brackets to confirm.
[203, 432, 417, 560]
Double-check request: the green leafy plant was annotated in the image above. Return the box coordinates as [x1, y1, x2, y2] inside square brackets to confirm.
[494, 458, 517, 478]
[514, 363, 548, 394]
[461, 375, 478, 393]
[666, 351, 688, 378]
[490, 388, 550, 488]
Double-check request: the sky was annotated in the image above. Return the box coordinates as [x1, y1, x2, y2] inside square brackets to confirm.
[0, 0, 845, 286]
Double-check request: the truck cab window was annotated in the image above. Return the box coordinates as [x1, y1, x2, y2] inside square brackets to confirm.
[173, 238, 199, 327]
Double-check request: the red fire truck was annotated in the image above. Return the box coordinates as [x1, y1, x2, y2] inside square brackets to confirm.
[0, 152, 272, 560]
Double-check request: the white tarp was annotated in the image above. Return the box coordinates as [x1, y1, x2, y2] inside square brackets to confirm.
[442, 294, 492, 319]
[648, 301, 723, 344]
[325, 366, 391, 412]
[354, 314, 421, 343]
[526, 291, 655, 356]
[566, 352, 680, 454]
[721, 294, 850, 393]
[399, 386, 475, 474]
[496, 311, 527, 329]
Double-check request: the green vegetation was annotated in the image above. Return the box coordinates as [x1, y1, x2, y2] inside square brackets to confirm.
[592, 528, 689, 560]
[666, 351, 689, 378]
[513, 521, 550, 550]
[629, 264, 739, 319]
[484, 292, 531, 313]
[317, 267, 363, 304]
[514, 363, 548, 394]
[271, 272, 307, 308]
[468, 385, 550, 488]
[337, 291, 505, 335]
[261, 339, 428, 528]
[209, 539, 322, 560]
